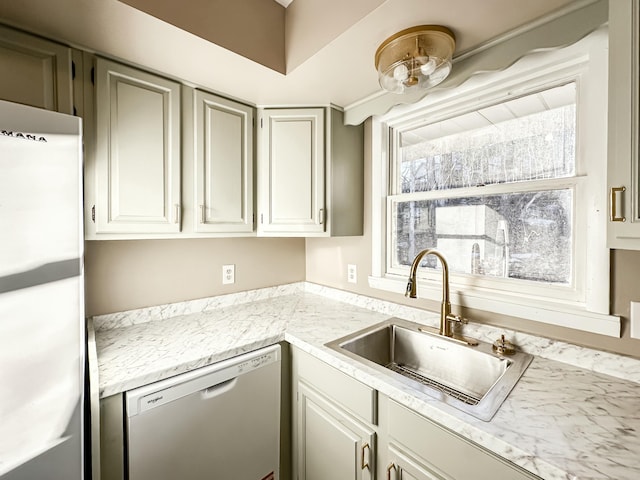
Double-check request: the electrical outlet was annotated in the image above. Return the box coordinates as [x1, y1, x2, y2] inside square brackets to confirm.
[222, 264, 235, 285]
[347, 264, 357, 284]
[631, 301, 640, 339]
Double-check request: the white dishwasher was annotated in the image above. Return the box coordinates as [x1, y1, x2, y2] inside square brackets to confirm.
[125, 344, 281, 480]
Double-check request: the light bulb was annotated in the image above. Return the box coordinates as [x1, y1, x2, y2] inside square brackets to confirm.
[420, 57, 437, 76]
[424, 62, 452, 88]
[393, 63, 409, 81]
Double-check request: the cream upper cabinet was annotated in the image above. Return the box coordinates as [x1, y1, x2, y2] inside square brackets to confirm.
[192, 89, 254, 233]
[258, 107, 364, 237]
[608, 0, 640, 249]
[258, 107, 326, 235]
[93, 57, 181, 234]
[0, 24, 73, 114]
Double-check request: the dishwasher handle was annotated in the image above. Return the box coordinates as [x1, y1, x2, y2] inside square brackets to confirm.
[201, 377, 238, 399]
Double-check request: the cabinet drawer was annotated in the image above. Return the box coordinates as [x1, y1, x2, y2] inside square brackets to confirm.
[293, 347, 376, 424]
[388, 400, 539, 480]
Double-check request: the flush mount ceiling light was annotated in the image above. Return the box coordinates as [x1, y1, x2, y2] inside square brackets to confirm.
[375, 25, 456, 94]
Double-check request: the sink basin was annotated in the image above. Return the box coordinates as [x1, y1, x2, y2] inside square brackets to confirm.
[325, 318, 533, 421]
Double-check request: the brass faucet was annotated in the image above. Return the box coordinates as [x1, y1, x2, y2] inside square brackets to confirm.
[405, 248, 471, 340]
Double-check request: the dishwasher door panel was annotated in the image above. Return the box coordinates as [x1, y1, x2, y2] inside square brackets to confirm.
[126, 346, 281, 480]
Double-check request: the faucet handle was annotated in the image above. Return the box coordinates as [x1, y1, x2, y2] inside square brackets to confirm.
[446, 313, 467, 325]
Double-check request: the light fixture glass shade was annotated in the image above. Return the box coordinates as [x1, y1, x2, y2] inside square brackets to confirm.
[375, 25, 456, 94]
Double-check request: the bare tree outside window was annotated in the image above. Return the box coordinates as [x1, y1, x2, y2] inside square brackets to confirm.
[391, 83, 576, 285]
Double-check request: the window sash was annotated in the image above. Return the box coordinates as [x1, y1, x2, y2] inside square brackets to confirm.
[385, 176, 584, 303]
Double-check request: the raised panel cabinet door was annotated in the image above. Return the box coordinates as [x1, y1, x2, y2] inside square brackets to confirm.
[259, 108, 325, 234]
[386, 444, 449, 480]
[0, 24, 73, 114]
[193, 90, 253, 233]
[297, 382, 374, 480]
[387, 400, 539, 480]
[94, 58, 181, 233]
[608, 0, 640, 248]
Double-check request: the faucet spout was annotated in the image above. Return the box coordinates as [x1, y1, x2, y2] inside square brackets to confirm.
[405, 248, 455, 337]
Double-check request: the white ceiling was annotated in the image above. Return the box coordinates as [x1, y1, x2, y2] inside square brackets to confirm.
[0, 0, 589, 109]
[274, 0, 294, 7]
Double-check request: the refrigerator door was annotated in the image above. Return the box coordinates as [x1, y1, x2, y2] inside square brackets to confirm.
[0, 100, 84, 479]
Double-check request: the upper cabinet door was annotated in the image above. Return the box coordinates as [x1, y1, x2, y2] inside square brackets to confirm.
[94, 58, 181, 234]
[608, 0, 640, 249]
[0, 24, 73, 114]
[259, 108, 325, 235]
[193, 90, 254, 233]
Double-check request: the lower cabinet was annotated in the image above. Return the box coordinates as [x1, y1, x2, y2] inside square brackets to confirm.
[387, 444, 446, 480]
[297, 382, 375, 480]
[291, 346, 540, 480]
[291, 347, 377, 480]
[385, 399, 540, 480]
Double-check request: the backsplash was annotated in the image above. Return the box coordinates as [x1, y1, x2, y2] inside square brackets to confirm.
[92, 281, 640, 385]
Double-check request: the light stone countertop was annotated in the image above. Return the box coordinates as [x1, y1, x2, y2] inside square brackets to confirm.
[93, 283, 640, 480]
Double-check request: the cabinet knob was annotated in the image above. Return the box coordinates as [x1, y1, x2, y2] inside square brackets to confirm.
[610, 186, 626, 222]
[319, 208, 324, 225]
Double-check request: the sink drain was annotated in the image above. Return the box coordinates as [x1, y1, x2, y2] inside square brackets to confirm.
[386, 362, 480, 406]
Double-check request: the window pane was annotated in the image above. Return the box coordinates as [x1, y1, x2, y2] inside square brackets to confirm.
[392, 190, 572, 284]
[399, 83, 576, 193]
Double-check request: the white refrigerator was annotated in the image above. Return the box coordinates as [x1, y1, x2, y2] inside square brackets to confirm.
[0, 100, 84, 479]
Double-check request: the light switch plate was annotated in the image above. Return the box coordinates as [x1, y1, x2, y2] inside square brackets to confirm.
[631, 301, 640, 339]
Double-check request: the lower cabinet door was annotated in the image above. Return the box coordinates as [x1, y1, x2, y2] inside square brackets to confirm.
[387, 444, 449, 480]
[297, 381, 375, 480]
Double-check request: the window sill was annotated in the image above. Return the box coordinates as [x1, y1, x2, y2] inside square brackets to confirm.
[368, 274, 621, 337]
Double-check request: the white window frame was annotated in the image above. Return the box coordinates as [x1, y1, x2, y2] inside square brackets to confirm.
[369, 27, 621, 337]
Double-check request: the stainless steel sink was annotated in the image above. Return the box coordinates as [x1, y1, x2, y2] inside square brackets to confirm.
[325, 318, 533, 421]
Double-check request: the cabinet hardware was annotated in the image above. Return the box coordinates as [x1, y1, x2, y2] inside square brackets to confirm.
[71, 61, 76, 80]
[610, 186, 626, 222]
[91, 205, 95, 223]
[386, 462, 396, 480]
[261, 213, 264, 224]
[319, 208, 324, 225]
[361, 442, 370, 470]
[200, 204, 206, 224]
[174, 204, 181, 224]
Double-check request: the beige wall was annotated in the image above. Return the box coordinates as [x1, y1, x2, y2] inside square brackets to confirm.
[84, 237, 305, 316]
[84, 126, 640, 358]
[306, 121, 640, 359]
